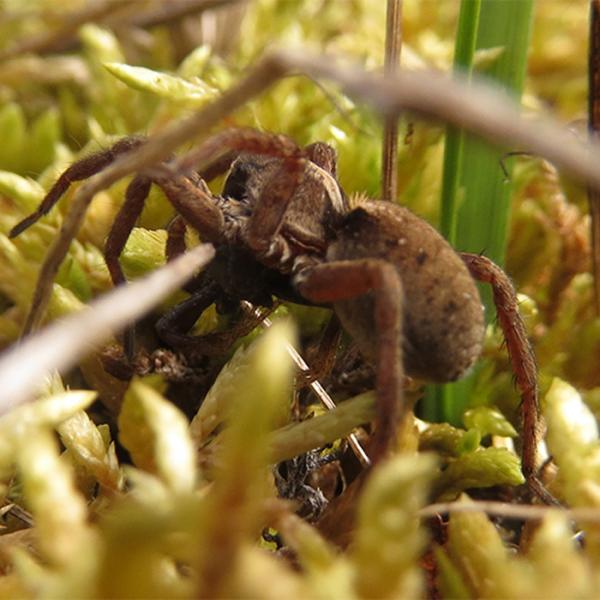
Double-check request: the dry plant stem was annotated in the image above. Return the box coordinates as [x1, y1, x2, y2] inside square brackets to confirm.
[589, 0, 600, 314]
[0, 0, 239, 58]
[5, 504, 34, 527]
[381, 0, 402, 202]
[108, 0, 240, 30]
[278, 50, 600, 185]
[589, 195, 600, 312]
[0, 244, 214, 415]
[420, 501, 600, 523]
[21, 48, 600, 339]
[0, 0, 119, 61]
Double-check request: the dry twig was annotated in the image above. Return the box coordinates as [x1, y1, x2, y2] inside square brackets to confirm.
[420, 500, 600, 523]
[0, 244, 214, 415]
[20, 48, 600, 338]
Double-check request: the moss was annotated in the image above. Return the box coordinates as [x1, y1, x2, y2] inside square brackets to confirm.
[0, 1, 594, 598]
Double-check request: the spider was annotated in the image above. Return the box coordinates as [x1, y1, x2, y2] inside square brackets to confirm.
[9, 126, 547, 500]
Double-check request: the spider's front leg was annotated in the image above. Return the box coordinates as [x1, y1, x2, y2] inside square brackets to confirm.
[103, 170, 222, 357]
[104, 175, 151, 288]
[296, 259, 404, 464]
[461, 252, 558, 505]
[9, 136, 146, 239]
[8, 136, 148, 336]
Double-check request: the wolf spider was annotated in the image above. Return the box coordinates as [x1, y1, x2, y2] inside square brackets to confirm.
[9, 126, 548, 500]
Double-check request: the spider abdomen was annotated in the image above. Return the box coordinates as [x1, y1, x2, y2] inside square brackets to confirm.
[327, 201, 485, 382]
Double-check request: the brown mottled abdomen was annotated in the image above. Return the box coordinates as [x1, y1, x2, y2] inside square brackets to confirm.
[327, 201, 485, 382]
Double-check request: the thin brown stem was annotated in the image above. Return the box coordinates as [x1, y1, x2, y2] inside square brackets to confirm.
[419, 501, 600, 522]
[276, 49, 600, 189]
[107, 0, 240, 31]
[381, 0, 402, 202]
[0, 0, 241, 58]
[589, 0, 600, 314]
[0, 0, 119, 61]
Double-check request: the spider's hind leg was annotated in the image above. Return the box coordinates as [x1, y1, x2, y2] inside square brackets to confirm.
[296, 259, 404, 465]
[460, 252, 559, 505]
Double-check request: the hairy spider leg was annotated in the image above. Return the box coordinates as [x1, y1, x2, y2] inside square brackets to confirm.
[166, 215, 188, 263]
[244, 156, 306, 256]
[296, 259, 404, 464]
[304, 141, 338, 176]
[158, 298, 276, 360]
[101, 174, 154, 357]
[9, 136, 146, 238]
[104, 175, 151, 289]
[155, 277, 227, 357]
[175, 127, 304, 175]
[461, 252, 557, 505]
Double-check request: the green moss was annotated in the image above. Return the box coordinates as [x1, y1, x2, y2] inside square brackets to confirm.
[0, 0, 594, 597]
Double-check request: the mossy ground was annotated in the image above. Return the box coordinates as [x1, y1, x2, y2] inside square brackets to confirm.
[0, 1, 596, 598]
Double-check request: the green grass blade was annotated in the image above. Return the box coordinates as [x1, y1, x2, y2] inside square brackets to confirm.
[455, 0, 534, 266]
[424, 0, 534, 424]
[440, 0, 481, 243]
[422, 0, 481, 423]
